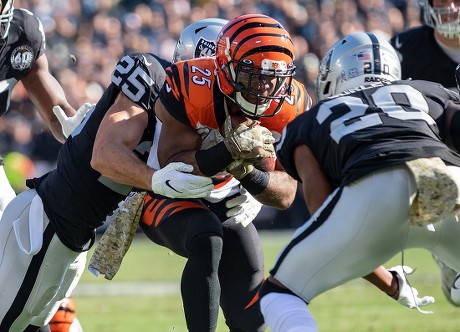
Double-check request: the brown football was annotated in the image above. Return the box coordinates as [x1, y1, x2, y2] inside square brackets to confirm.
[253, 153, 276, 172]
[219, 114, 252, 137]
[220, 114, 276, 172]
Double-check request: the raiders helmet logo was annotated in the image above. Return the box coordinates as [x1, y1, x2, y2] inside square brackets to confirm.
[11, 45, 34, 70]
[194, 37, 217, 58]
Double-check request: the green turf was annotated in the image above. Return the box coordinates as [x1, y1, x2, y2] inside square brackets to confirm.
[74, 230, 460, 331]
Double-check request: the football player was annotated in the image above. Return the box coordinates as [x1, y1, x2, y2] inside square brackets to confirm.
[390, 0, 460, 305]
[259, 32, 460, 331]
[139, 14, 311, 332]
[0, 36, 214, 332]
[390, 0, 460, 89]
[0, 0, 91, 217]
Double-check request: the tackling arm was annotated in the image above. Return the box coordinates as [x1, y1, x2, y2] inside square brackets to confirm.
[91, 92, 155, 191]
[93, 95, 213, 198]
[155, 98, 204, 172]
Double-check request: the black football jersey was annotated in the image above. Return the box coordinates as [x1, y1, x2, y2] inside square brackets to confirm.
[390, 26, 458, 90]
[277, 80, 460, 188]
[0, 9, 45, 116]
[33, 53, 170, 251]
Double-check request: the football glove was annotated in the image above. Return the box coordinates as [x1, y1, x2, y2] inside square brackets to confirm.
[226, 159, 254, 179]
[222, 115, 275, 160]
[389, 265, 435, 314]
[225, 187, 262, 227]
[53, 102, 93, 138]
[151, 162, 213, 198]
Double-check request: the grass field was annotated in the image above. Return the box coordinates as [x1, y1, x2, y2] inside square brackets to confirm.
[73, 230, 460, 331]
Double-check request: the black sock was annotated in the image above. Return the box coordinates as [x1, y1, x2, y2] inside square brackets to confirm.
[181, 232, 223, 332]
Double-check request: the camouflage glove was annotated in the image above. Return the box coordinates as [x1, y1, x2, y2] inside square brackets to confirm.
[222, 115, 275, 160]
[226, 159, 254, 179]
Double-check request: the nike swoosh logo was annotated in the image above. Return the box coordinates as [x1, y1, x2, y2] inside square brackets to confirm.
[166, 83, 172, 93]
[142, 55, 152, 66]
[395, 36, 403, 49]
[165, 180, 183, 193]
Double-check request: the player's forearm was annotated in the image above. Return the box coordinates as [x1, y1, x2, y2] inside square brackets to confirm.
[363, 266, 398, 298]
[91, 145, 154, 191]
[246, 170, 296, 209]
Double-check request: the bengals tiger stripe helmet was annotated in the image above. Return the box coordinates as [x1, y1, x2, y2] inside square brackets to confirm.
[215, 14, 296, 118]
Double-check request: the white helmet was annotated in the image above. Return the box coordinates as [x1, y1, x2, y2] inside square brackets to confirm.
[418, 0, 460, 39]
[0, 0, 14, 39]
[172, 18, 228, 63]
[315, 32, 401, 101]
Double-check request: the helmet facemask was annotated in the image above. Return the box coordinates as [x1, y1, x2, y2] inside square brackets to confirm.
[229, 58, 294, 117]
[420, 0, 460, 39]
[0, 0, 14, 39]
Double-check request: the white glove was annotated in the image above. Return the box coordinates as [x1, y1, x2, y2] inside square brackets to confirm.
[151, 162, 213, 198]
[53, 102, 93, 138]
[389, 265, 435, 314]
[225, 187, 262, 227]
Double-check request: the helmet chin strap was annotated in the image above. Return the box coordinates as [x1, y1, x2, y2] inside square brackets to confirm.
[235, 91, 271, 117]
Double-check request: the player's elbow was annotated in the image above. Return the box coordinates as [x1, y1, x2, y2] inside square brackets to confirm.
[90, 147, 107, 174]
[276, 194, 296, 210]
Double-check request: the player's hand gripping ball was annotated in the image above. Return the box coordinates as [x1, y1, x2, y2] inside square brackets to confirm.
[220, 114, 275, 160]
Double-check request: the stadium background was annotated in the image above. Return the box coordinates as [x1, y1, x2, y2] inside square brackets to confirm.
[0, 0, 422, 229]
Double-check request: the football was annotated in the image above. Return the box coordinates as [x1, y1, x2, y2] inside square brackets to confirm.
[220, 114, 276, 172]
[253, 153, 277, 172]
[219, 114, 253, 137]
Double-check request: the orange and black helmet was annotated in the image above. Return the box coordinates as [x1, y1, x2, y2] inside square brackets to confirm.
[215, 14, 296, 118]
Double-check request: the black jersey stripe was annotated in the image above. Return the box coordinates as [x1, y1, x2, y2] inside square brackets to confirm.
[183, 61, 190, 99]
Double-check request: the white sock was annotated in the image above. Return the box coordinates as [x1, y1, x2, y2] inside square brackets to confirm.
[260, 292, 318, 332]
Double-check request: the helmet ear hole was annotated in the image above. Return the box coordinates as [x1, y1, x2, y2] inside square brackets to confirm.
[323, 82, 331, 97]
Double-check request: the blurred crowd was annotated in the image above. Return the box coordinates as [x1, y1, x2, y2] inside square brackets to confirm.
[0, 0, 424, 226]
